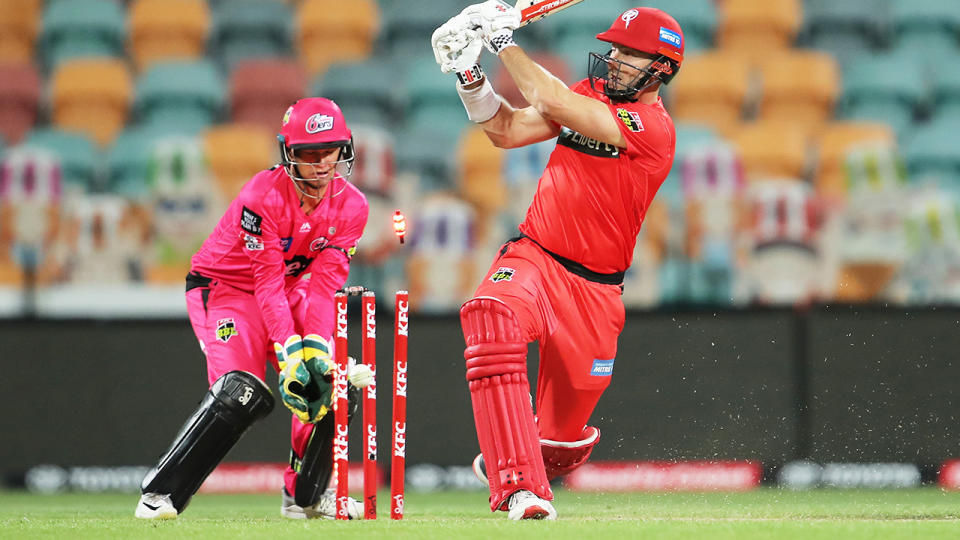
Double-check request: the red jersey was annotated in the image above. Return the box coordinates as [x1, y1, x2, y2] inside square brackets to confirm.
[520, 79, 675, 274]
[191, 167, 368, 343]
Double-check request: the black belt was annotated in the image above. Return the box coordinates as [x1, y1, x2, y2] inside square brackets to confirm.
[185, 271, 212, 292]
[502, 234, 625, 286]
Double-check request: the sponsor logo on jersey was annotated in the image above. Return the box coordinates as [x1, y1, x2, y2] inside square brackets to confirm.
[659, 27, 682, 48]
[616, 109, 645, 132]
[558, 128, 620, 158]
[490, 267, 516, 282]
[305, 113, 334, 133]
[244, 234, 264, 251]
[300, 222, 311, 233]
[310, 236, 329, 251]
[590, 358, 615, 376]
[240, 206, 262, 235]
[284, 255, 314, 277]
[280, 236, 292, 251]
[216, 318, 238, 342]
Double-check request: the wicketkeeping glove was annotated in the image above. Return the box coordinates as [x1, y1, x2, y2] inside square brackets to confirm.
[275, 334, 335, 424]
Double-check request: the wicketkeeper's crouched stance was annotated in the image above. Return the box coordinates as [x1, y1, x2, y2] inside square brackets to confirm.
[432, 1, 684, 520]
[135, 98, 374, 520]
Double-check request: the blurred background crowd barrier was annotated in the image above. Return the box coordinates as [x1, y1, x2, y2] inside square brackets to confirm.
[1, 0, 959, 315]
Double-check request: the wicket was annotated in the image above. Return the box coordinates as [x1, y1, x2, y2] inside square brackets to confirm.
[333, 287, 409, 521]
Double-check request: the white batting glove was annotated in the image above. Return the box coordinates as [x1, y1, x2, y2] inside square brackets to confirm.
[472, 0, 521, 55]
[347, 356, 374, 389]
[431, 14, 483, 74]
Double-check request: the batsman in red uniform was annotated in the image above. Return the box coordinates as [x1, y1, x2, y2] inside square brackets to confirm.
[432, 2, 684, 519]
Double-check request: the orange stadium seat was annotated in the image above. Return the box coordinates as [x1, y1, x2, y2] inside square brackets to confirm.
[813, 121, 895, 200]
[297, 0, 380, 76]
[757, 50, 840, 132]
[0, 0, 41, 64]
[229, 59, 307, 133]
[50, 58, 133, 147]
[0, 63, 41, 145]
[458, 125, 506, 217]
[203, 123, 276, 199]
[728, 121, 810, 181]
[666, 52, 752, 136]
[129, 0, 210, 72]
[717, 0, 802, 60]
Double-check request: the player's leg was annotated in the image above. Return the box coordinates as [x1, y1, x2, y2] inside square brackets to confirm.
[462, 240, 554, 519]
[136, 283, 273, 519]
[534, 270, 624, 480]
[281, 382, 362, 519]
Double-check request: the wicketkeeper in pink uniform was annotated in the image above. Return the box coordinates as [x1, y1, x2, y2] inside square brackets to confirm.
[135, 98, 372, 520]
[433, 3, 684, 519]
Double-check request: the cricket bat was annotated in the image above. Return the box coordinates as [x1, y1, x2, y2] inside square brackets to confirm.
[515, 0, 587, 26]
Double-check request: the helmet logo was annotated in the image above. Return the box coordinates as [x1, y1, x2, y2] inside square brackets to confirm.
[282, 106, 293, 125]
[621, 9, 638, 28]
[305, 113, 334, 134]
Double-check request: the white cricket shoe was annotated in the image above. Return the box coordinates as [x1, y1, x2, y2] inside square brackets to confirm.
[472, 453, 489, 487]
[281, 487, 362, 519]
[507, 490, 557, 521]
[134, 493, 177, 520]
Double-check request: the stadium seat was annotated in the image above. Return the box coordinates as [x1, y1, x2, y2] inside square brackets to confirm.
[107, 126, 166, 199]
[39, 0, 126, 69]
[311, 60, 406, 127]
[457, 125, 506, 217]
[641, 0, 717, 52]
[0, 0, 41, 64]
[902, 118, 960, 182]
[890, 0, 960, 53]
[404, 55, 468, 130]
[394, 123, 462, 191]
[202, 123, 276, 199]
[135, 60, 226, 133]
[0, 63, 41, 145]
[50, 58, 133, 148]
[380, 2, 457, 60]
[930, 54, 960, 120]
[665, 52, 751, 136]
[349, 124, 397, 197]
[812, 122, 895, 199]
[23, 128, 100, 194]
[211, 0, 293, 69]
[129, 0, 211, 72]
[229, 59, 307, 133]
[717, 0, 802, 59]
[756, 50, 840, 132]
[801, 0, 889, 67]
[297, 0, 379, 76]
[728, 121, 810, 181]
[839, 51, 928, 136]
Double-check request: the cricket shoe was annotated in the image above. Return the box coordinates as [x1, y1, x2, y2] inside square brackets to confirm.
[472, 453, 489, 487]
[134, 493, 177, 520]
[281, 487, 362, 519]
[507, 489, 557, 520]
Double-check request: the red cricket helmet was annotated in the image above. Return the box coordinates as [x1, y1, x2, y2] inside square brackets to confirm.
[277, 97, 355, 194]
[588, 7, 685, 101]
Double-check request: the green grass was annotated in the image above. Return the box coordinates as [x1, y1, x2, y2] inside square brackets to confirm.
[2, 488, 959, 539]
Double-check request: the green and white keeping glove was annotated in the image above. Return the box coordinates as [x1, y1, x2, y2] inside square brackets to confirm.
[274, 334, 335, 423]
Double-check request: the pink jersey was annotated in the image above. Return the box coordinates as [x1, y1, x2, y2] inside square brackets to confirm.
[520, 78, 676, 274]
[191, 167, 368, 343]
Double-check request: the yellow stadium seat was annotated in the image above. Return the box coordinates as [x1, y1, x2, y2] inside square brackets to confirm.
[813, 121, 896, 199]
[757, 50, 840, 132]
[51, 59, 132, 147]
[203, 123, 277, 199]
[717, 0, 802, 59]
[457, 126, 506, 216]
[667, 52, 752, 136]
[129, 0, 210, 72]
[0, 0, 41, 64]
[728, 121, 810, 181]
[297, 0, 380, 76]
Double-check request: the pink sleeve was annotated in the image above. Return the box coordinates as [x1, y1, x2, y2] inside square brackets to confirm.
[239, 198, 297, 343]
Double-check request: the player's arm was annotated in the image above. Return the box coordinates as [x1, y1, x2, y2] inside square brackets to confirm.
[459, 75, 560, 148]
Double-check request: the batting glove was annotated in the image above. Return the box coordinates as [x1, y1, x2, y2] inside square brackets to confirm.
[472, 0, 521, 55]
[275, 334, 335, 423]
[432, 13, 484, 74]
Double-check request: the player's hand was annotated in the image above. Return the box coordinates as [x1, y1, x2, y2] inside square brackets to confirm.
[471, 0, 521, 55]
[431, 13, 483, 74]
[275, 334, 334, 423]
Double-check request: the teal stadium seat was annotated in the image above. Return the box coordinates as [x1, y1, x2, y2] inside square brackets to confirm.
[380, 1, 462, 59]
[641, 0, 716, 52]
[394, 124, 462, 191]
[902, 118, 960, 183]
[801, 0, 889, 66]
[931, 59, 960, 121]
[839, 51, 928, 135]
[108, 126, 194, 200]
[890, 0, 960, 53]
[211, 0, 293, 70]
[403, 55, 471, 134]
[23, 128, 100, 193]
[311, 59, 406, 127]
[135, 60, 226, 133]
[40, 0, 126, 69]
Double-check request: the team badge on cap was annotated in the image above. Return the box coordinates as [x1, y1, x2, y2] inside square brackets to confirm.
[621, 9, 638, 28]
[305, 113, 334, 134]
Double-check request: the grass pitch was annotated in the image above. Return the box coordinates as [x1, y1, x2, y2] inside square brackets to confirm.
[2, 488, 959, 539]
